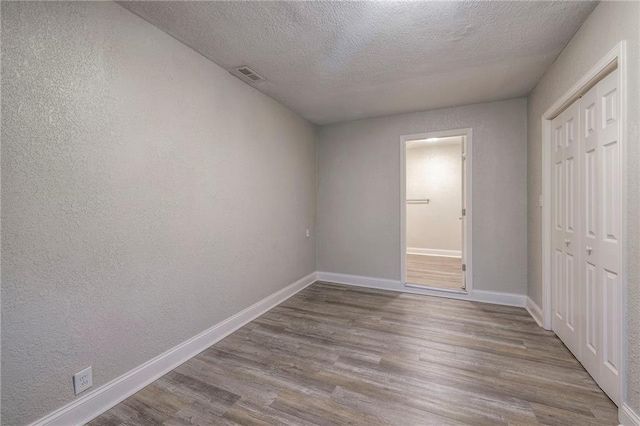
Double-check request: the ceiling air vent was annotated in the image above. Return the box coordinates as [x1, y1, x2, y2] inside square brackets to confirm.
[232, 66, 265, 83]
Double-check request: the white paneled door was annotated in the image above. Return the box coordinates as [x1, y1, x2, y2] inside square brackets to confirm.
[551, 101, 580, 357]
[592, 69, 622, 405]
[551, 68, 622, 406]
[580, 80, 600, 380]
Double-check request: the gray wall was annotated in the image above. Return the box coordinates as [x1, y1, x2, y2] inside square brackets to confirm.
[526, 1, 640, 414]
[317, 99, 528, 295]
[1, 2, 317, 424]
[406, 141, 462, 252]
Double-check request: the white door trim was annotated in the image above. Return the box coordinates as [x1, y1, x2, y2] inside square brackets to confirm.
[541, 41, 627, 403]
[400, 128, 473, 293]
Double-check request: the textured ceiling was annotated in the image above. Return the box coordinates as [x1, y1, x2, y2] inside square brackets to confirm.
[119, 1, 597, 125]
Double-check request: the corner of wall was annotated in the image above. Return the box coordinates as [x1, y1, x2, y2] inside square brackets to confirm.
[314, 126, 321, 273]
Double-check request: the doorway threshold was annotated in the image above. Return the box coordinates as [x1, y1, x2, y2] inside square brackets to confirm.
[404, 283, 467, 295]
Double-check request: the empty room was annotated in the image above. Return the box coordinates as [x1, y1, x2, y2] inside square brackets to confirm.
[1, 1, 639, 425]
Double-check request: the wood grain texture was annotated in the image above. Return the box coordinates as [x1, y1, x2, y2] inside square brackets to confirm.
[406, 254, 463, 290]
[90, 283, 617, 425]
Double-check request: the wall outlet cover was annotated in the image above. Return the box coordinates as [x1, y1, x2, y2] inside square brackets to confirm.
[73, 366, 93, 395]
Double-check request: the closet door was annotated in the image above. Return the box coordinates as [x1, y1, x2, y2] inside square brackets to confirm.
[551, 102, 581, 357]
[580, 82, 600, 378]
[579, 69, 622, 406]
[596, 69, 622, 405]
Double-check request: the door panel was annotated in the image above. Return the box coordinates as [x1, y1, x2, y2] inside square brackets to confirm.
[554, 162, 564, 231]
[580, 82, 600, 378]
[603, 269, 620, 373]
[566, 157, 576, 233]
[552, 117, 564, 326]
[566, 117, 577, 148]
[585, 150, 597, 239]
[554, 249, 564, 320]
[602, 142, 619, 244]
[551, 101, 580, 355]
[585, 262, 597, 355]
[596, 69, 621, 405]
[566, 253, 577, 331]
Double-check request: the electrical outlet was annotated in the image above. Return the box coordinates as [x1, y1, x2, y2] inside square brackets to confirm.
[73, 366, 93, 395]
[306, 229, 310, 238]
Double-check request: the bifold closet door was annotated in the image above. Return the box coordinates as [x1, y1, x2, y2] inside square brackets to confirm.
[579, 69, 622, 406]
[552, 68, 622, 405]
[551, 100, 580, 356]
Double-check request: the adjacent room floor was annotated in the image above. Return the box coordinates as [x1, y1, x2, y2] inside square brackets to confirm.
[406, 254, 464, 290]
[91, 283, 618, 426]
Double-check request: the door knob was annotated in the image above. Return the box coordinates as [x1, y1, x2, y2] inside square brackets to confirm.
[586, 246, 592, 255]
[565, 239, 570, 246]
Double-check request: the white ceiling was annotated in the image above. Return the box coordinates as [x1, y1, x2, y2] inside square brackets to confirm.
[119, 1, 597, 125]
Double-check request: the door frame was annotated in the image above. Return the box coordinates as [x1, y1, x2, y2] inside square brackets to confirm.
[400, 128, 473, 293]
[540, 41, 627, 399]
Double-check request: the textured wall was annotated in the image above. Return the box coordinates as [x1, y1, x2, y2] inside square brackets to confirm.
[317, 99, 527, 294]
[1, 2, 317, 424]
[525, 1, 640, 413]
[406, 141, 462, 252]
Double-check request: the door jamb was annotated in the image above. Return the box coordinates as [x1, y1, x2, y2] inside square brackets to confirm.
[400, 128, 473, 293]
[540, 41, 627, 400]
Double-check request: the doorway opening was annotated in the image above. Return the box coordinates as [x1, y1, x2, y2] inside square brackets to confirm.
[400, 129, 472, 293]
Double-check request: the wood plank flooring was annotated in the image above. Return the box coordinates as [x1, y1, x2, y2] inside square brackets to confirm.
[90, 282, 618, 426]
[406, 254, 463, 290]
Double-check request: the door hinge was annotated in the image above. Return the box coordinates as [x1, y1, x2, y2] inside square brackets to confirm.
[462, 264, 466, 272]
[462, 208, 466, 216]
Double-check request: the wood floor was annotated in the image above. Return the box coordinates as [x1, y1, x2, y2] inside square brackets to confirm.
[90, 283, 618, 426]
[406, 254, 463, 290]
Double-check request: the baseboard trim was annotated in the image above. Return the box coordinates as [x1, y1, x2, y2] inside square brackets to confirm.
[407, 247, 462, 258]
[525, 297, 544, 328]
[620, 404, 640, 426]
[29, 272, 318, 426]
[317, 272, 525, 307]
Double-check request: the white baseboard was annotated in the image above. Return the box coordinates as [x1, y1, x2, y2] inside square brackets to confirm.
[317, 272, 525, 307]
[407, 247, 461, 258]
[525, 296, 544, 328]
[29, 272, 318, 426]
[620, 404, 640, 426]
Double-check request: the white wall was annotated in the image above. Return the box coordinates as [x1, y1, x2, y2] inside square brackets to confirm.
[406, 140, 462, 253]
[317, 98, 527, 295]
[526, 1, 640, 415]
[0, 2, 317, 425]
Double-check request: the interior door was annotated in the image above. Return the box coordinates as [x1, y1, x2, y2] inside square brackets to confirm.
[552, 68, 622, 406]
[595, 69, 622, 405]
[578, 69, 622, 406]
[580, 81, 600, 379]
[551, 102, 581, 357]
[461, 136, 467, 290]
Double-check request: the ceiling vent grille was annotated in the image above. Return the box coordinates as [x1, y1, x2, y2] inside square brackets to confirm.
[232, 66, 265, 83]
